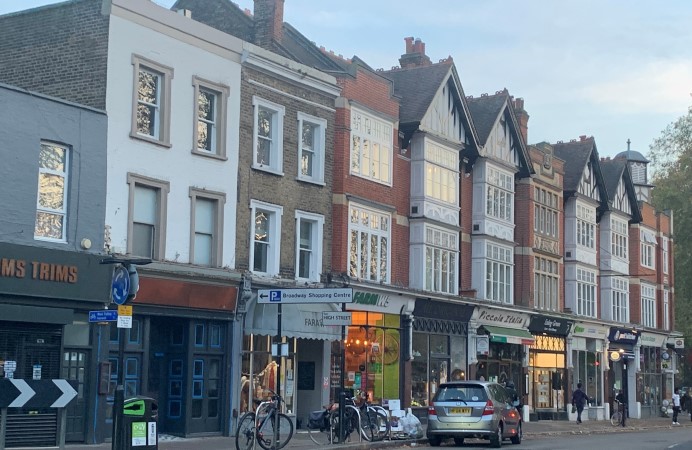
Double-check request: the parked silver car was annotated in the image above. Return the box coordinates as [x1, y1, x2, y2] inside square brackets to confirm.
[426, 381, 522, 447]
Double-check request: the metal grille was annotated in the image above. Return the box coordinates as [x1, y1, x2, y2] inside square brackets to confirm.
[413, 317, 467, 335]
[530, 334, 565, 352]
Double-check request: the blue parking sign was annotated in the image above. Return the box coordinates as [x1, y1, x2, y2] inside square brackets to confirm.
[270, 291, 281, 302]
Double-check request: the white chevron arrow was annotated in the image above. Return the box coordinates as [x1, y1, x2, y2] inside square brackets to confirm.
[9, 379, 35, 407]
[51, 379, 78, 408]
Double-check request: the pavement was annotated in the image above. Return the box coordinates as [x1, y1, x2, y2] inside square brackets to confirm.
[64, 415, 692, 450]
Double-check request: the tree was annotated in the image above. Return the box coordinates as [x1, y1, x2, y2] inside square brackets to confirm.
[649, 103, 692, 383]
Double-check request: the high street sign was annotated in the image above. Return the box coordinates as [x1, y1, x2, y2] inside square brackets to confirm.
[0, 379, 78, 408]
[257, 288, 353, 304]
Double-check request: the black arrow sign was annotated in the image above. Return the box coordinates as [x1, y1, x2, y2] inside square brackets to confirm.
[0, 379, 78, 408]
[259, 293, 268, 299]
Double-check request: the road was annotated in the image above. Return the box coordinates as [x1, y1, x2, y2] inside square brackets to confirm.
[407, 428, 692, 449]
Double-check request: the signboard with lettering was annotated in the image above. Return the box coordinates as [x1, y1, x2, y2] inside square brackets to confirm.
[571, 323, 609, 339]
[640, 332, 666, 348]
[608, 327, 640, 345]
[322, 311, 352, 326]
[474, 307, 529, 328]
[257, 288, 353, 304]
[529, 315, 572, 336]
[346, 289, 415, 314]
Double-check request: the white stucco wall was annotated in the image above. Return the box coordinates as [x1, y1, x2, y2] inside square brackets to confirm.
[104, 8, 242, 268]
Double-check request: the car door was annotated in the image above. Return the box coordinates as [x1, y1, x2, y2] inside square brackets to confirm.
[495, 385, 520, 434]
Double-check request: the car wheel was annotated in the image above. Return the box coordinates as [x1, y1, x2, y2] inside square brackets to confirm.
[453, 437, 465, 446]
[510, 422, 522, 445]
[428, 436, 442, 447]
[490, 423, 502, 448]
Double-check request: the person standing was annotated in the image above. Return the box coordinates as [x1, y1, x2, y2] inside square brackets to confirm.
[672, 388, 681, 425]
[571, 383, 588, 424]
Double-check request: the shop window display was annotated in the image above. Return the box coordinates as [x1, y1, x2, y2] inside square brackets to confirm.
[411, 333, 466, 407]
[637, 346, 663, 418]
[475, 342, 522, 387]
[572, 350, 602, 405]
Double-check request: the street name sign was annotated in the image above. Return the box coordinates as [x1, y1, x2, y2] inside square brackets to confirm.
[0, 379, 78, 408]
[89, 310, 118, 322]
[257, 288, 353, 304]
[322, 311, 352, 326]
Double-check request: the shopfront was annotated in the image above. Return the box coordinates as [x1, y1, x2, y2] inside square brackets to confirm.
[638, 332, 666, 418]
[528, 314, 572, 420]
[470, 307, 533, 395]
[338, 287, 414, 406]
[411, 300, 474, 411]
[242, 296, 342, 428]
[570, 322, 608, 419]
[607, 327, 639, 419]
[0, 242, 112, 446]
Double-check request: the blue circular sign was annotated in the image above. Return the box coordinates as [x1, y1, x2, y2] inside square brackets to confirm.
[111, 265, 131, 305]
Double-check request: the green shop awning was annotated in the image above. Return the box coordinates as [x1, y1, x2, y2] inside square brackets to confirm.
[482, 326, 535, 345]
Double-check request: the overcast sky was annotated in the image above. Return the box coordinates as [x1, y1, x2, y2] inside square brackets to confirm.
[2, 0, 691, 158]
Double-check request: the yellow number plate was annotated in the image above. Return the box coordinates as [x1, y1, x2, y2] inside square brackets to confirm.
[450, 407, 472, 415]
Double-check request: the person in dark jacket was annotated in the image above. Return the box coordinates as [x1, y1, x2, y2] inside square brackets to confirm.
[572, 383, 589, 424]
[505, 381, 522, 412]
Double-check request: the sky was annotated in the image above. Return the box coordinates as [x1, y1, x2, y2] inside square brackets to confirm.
[2, 0, 691, 159]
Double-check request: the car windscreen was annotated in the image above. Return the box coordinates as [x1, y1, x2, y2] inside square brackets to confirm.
[435, 385, 488, 402]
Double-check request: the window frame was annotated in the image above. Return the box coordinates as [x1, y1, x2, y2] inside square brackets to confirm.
[347, 203, 391, 283]
[533, 187, 559, 239]
[534, 256, 559, 311]
[485, 167, 514, 222]
[252, 96, 285, 175]
[296, 112, 327, 184]
[485, 242, 513, 304]
[576, 204, 595, 249]
[611, 218, 628, 260]
[349, 107, 393, 186]
[294, 210, 324, 282]
[576, 267, 596, 318]
[192, 76, 230, 160]
[189, 187, 226, 267]
[640, 229, 655, 269]
[127, 173, 170, 260]
[662, 237, 669, 274]
[663, 289, 670, 330]
[130, 54, 173, 147]
[249, 200, 283, 276]
[35, 141, 70, 243]
[641, 283, 656, 328]
[611, 277, 629, 323]
[424, 225, 459, 295]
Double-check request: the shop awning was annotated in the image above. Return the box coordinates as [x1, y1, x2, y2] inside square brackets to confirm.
[482, 326, 535, 345]
[245, 300, 343, 341]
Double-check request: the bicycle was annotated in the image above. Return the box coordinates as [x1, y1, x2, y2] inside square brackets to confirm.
[610, 399, 624, 426]
[236, 389, 294, 450]
[307, 395, 366, 444]
[356, 392, 390, 441]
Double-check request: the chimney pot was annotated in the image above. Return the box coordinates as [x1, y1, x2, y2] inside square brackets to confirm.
[404, 36, 415, 54]
[579, 135, 587, 141]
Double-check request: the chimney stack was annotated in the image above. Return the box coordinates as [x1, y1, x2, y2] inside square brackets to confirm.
[513, 98, 529, 145]
[254, 0, 284, 49]
[399, 36, 432, 68]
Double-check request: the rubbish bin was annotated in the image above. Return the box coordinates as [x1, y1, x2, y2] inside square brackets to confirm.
[120, 396, 158, 449]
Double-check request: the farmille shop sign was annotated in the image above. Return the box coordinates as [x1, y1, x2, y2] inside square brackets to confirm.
[475, 307, 529, 328]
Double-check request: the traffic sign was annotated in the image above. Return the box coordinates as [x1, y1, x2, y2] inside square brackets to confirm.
[111, 264, 131, 305]
[118, 315, 133, 329]
[322, 311, 352, 326]
[118, 305, 133, 316]
[257, 288, 353, 304]
[89, 310, 118, 322]
[0, 379, 78, 408]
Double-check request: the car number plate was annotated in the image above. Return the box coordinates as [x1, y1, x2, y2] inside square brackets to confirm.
[450, 407, 471, 415]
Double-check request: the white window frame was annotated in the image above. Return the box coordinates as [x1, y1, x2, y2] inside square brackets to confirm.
[485, 167, 514, 222]
[130, 54, 173, 146]
[611, 218, 628, 260]
[663, 289, 670, 330]
[249, 200, 283, 276]
[485, 242, 513, 304]
[296, 112, 327, 184]
[535, 256, 559, 311]
[534, 187, 558, 238]
[611, 277, 630, 323]
[349, 107, 393, 185]
[576, 204, 595, 249]
[127, 173, 170, 260]
[662, 237, 669, 274]
[424, 225, 458, 295]
[295, 210, 324, 282]
[424, 142, 458, 205]
[641, 283, 656, 328]
[35, 142, 70, 242]
[347, 203, 391, 283]
[576, 268, 596, 318]
[252, 96, 285, 175]
[189, 188, 226, 267]
[192, 77, 230, 159]
[640, 229, 655, 269]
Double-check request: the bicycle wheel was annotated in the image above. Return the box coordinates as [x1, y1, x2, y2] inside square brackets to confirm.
[359, 410, 375, 442]
[369, 410, 390, 441]
[332, 407, 360, 443]
[235, 412, 256, 450]
[610, 411, 622, 426]
[307, 414, 334, 445]
[256, 413, 294, 450]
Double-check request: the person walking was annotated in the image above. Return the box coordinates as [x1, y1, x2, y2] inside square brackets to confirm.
[672, 388, 681, 425]
[572, 383, 588, 424]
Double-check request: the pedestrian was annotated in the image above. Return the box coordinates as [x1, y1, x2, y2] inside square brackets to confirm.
[571, 383, 588, 424]
[682, 389, 692, 421]
[615, 389, 626, 426]
[672, 388, 681, 425]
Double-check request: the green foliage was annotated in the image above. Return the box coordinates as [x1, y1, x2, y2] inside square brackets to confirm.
[650, 104, 692, 347]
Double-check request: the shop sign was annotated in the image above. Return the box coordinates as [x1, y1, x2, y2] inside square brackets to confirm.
[529, 315, 572, 336]
[640, 332, 666, 348]
[474, 307, 529, 327]
[347, 289, 414, 314]
[0, 242, 111, 303]
[675, 338, 685, 349]
[608, 327, 639, 345]
[476, 336, 489, 355]
[571, 323, 609, 339]
[413, 299, 474, 322]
